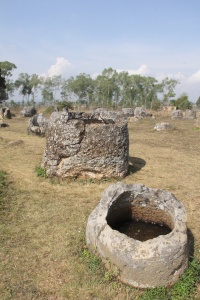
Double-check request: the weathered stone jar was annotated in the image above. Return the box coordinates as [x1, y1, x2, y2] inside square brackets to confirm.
[86, 182, 188, 288]
[42, 112, 129, 179]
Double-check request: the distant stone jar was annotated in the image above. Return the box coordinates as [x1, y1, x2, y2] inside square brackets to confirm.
[0, 107, 12, 119]
[171, 109, 183, 119]
[21, 106, 36, 117]
[184, 110, 196, 119]
[154, 122, 175, 131]
[28, 113, 48, 136]
[42, 111, 129, 179]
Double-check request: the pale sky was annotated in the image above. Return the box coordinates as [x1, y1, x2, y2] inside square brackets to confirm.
[1, 0, 200, 102]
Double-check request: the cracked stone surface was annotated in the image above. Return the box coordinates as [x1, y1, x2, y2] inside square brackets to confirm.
[184, 109, 196, 119]
[171, 109, 183, 119]
[28, 113, 48, 136]
[42, 112, 129, 178]
[86, 182, 188, 288]
[21, 106, 37, 117]
[154, 123, 175, 131]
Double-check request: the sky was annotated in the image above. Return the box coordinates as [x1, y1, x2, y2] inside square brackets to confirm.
[1, 0, 200, 102]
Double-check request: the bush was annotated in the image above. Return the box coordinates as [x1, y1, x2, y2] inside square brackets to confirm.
[176, 93, 192, 110]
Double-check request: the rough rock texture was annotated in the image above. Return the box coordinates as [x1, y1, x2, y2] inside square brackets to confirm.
[42, 112, 129, 178]
[86, 182, 188, 288]
[28, 113, 48, 136]
[21, 106, 37, 117]
[154, 123, 175, 131]
[184, 109, 196, 119]
[122, 108, 134, 116]
[134, 107, 152, 118]
[134, 106, 147, 118]
[93, 109, 128, 123]
[0, 107, 11, 119]
[171, 109, 183, 119]
[0, 123, 9, 127]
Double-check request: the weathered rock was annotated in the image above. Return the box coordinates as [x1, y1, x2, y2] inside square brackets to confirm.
[94, 108, 109, 113]
[0, 123, 9, 127]
[86, 182, 188, 288]
[98, 110, 128, 123]
[21, 106, 36, 117]
[134, 106, 146, 118]
[42, 111, 129, 178]
[0, 108, 4, 121]
[0, 107, 12, 119]
[93, 109, 127, 122]
[28, 113, 48, 136]
[184, 109, 196, 119]
[154, 122, 175, 131]
[122, 108, 135, 116]
[171, 109, 183, 119]
[134, 107, 148, 118]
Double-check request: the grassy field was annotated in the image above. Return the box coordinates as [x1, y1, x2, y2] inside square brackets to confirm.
[0, 111, 200, 300]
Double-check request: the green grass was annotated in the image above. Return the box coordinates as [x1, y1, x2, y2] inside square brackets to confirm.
[80, 245, 200, 300]
[141, 258, 200, 300]
[0, 170, 7, 194]
[0, 114, 200, 299]
[0, 170, 12, 210]
[35, 166, 47, 178]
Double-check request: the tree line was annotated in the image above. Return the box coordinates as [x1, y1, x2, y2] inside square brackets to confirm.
[0, 60, 196, 110]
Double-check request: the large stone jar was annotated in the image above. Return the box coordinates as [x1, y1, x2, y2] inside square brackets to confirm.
[42, 112, 129, 179]
[86, 182, 188, 288]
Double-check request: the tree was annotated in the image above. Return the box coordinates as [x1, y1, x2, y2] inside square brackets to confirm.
[41, 75, 62, 103]
[0, 69, 7, 103]
[160, 77, 180, 105]
[29, 74, 43, 102]
[68, 73, 94, 106]
[175, 93, 192, 110]
[55, 100, 74, 111]
[0, 61, 17, 78]
[15, 73, 33, 102]
[94, 68, 119, 108]
[0, 61, 17, 103]
[196, 97, 200, 109]
[5, 79, 15, 99]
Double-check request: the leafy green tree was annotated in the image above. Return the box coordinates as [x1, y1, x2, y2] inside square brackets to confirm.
[175, 93, 192, 110]
[55, 100, 74, 111]
[94, 68, 119, 108]
[67, 73, 94, 106]
[15, 73, 33, 102]
[15, 73, 42, 103]
[0, 61, 17, 102]
[0, 61, 17, 78]
[161, 77, 180, 105]
[5, 79, 15, 99]
[196, 96, 200, 108]
[117, 71, 133, 107]
[41, 75, 62, 103]
[0, 69, 7, 103]
[60, 78, 70, 101]
[29, 74, 43, 102]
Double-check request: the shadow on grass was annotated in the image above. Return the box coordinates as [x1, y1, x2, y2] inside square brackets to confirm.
[187, 228, 195, 258]
[129, 156, 146, 174]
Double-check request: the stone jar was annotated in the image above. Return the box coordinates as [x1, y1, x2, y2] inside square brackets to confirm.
[86, 182, 188, 288]
[42, 112, 129, 179]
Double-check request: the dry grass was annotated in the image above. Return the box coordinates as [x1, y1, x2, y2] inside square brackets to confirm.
[0, 113, 200, 300]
